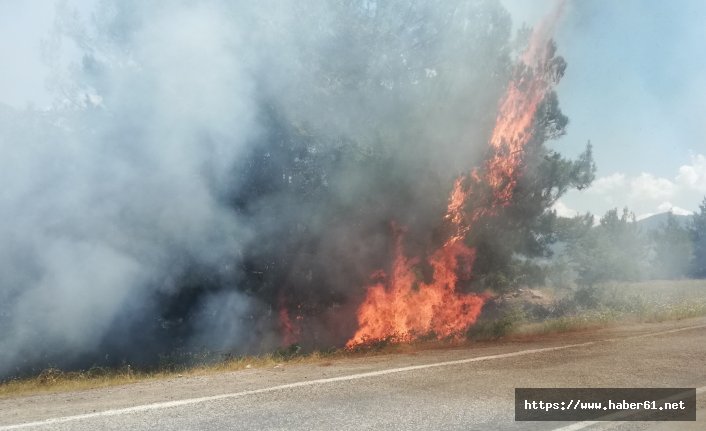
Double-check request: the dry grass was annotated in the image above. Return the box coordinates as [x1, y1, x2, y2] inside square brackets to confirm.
[0, 351, 350, 399]
[0, 338, 476, 399]
[512, 280, 706, 336]
[2, 279, 705, 399]
[0, 368, 152, 398]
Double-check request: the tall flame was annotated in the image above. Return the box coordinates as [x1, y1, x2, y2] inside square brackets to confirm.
[346, 3, 566, 348]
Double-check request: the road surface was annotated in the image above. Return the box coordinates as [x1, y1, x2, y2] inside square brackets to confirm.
[1, 317, 705, 431]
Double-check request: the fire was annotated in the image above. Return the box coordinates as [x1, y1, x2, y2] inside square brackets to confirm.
[346, 4, 565, 348]
[279, 295, 302, 346]
[345, 221, 483, 346]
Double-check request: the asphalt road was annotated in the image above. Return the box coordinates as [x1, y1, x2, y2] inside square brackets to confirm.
[1, 318, 705, 431]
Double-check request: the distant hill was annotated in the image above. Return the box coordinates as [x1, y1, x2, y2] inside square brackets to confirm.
[636, 212, 692, 232]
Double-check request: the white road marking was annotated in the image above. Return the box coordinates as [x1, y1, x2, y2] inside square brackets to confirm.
[1, 323, 704, 430]
[551, 386, 706, 431]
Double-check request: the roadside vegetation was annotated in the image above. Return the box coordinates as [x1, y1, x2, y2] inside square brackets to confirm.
[3, 279, 705, 399]
[469, 280, 706, 341]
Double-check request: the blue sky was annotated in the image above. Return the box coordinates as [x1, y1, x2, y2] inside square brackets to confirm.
[505, 0, 706, 218]
[2, 0, 706, 219]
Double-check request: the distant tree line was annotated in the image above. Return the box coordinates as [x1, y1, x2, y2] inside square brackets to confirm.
[549, 198, 706, 287]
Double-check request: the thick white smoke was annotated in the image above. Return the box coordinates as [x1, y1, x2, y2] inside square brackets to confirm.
[1, 0, 518, 376]
[0, 0, 261, 375]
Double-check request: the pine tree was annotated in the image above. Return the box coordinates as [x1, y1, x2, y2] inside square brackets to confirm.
[651, 213, 692, 279]
[689, 198, 706, 278]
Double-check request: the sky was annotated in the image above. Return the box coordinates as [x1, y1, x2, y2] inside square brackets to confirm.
[504, 0, 706, 219]
[1, 0, 705, 220]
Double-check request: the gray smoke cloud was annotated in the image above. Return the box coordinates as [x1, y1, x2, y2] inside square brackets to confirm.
[0, 0, 517, 377]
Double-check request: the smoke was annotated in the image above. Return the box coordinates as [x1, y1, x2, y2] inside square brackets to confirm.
[0, 0, 524, 377]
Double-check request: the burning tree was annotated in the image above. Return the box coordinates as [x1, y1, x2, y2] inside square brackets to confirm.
[346, 2, 596, 347]
[236, 1, 597, 349]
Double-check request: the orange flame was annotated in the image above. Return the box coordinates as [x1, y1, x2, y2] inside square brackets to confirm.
[346, 4, 565, 348]
[345, 221, 484, 346]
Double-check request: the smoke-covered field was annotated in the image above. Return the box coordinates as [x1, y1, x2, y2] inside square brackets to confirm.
[3, 0, 704, 383]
